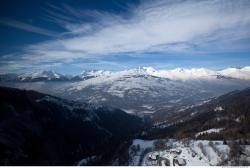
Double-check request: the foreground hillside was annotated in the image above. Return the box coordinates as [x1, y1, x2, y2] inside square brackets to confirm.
[0, 87, 143, 165]
[128, 138, 250, 166]
[129, 88, 250, 166]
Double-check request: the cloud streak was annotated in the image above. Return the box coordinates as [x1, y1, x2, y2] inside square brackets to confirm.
[0, 18, 58, 37]
[31, 0, 250, 54]
[1, 0, 250, 72]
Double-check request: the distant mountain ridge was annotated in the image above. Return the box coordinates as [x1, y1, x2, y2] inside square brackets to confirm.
[1, 66, 250, 82]
[1, 66, 250, 117]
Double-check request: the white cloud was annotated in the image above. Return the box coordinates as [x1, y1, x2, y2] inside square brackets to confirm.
[2, 0, 250, 72]
[32, 0, 250, 55]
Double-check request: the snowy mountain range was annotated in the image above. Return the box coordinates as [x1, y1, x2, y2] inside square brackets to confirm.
[1, 66, 250, 116]
[1, 66, 250, 82]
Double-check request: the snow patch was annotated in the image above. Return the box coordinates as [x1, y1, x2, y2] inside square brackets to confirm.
[214, 106, 224, 112]
[195, 128, 223, 138]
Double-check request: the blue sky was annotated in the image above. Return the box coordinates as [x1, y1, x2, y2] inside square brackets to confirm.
[1, 0, 250, 74]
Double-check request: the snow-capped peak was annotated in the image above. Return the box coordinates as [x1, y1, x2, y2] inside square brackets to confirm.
[141, 67, 157, 74]
[124, 67, 157, 76]
[122, 67, 216, 80]
[84, 70, 112, 77]
[74, 70, 112, 80]
[121, 66, 250, 80]
[1, 66, 250, 82]
[18, 70, 65, 81]
[218, 66, 250, 80]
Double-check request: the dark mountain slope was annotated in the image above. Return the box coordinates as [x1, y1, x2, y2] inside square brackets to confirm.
[145, 88, 250, 142]
[0, 86, 143, 165]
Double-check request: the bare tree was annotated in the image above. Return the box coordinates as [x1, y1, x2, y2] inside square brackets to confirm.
[130, 145, 138, 155]
[136, 144, 140, 151]
[182, 138, 191, 147]
[217, 152, 228, 166]
[198, 142, 210, 161]
[139, 147, 152, 166]
[239, 157, 250, 166]
[153, 139, 166, 151]
[209, 141, 221, 157]
[229, 141, 241, 165]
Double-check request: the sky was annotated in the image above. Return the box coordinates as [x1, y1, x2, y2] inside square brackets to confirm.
[0, 0, 250, 74]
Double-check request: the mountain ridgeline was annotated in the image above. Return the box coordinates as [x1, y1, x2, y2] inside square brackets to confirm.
[1, 67, 250, 82]
[0, 87, 143, 165]
[1, 67, 250, 117]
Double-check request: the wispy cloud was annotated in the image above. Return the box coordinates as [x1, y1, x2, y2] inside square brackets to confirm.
[1, 0, 250, 72]
[0, 18, 59, 37]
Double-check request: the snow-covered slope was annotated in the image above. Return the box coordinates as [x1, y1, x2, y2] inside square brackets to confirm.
[130, 138, 250, 166]
[129, 138, 243, 166]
